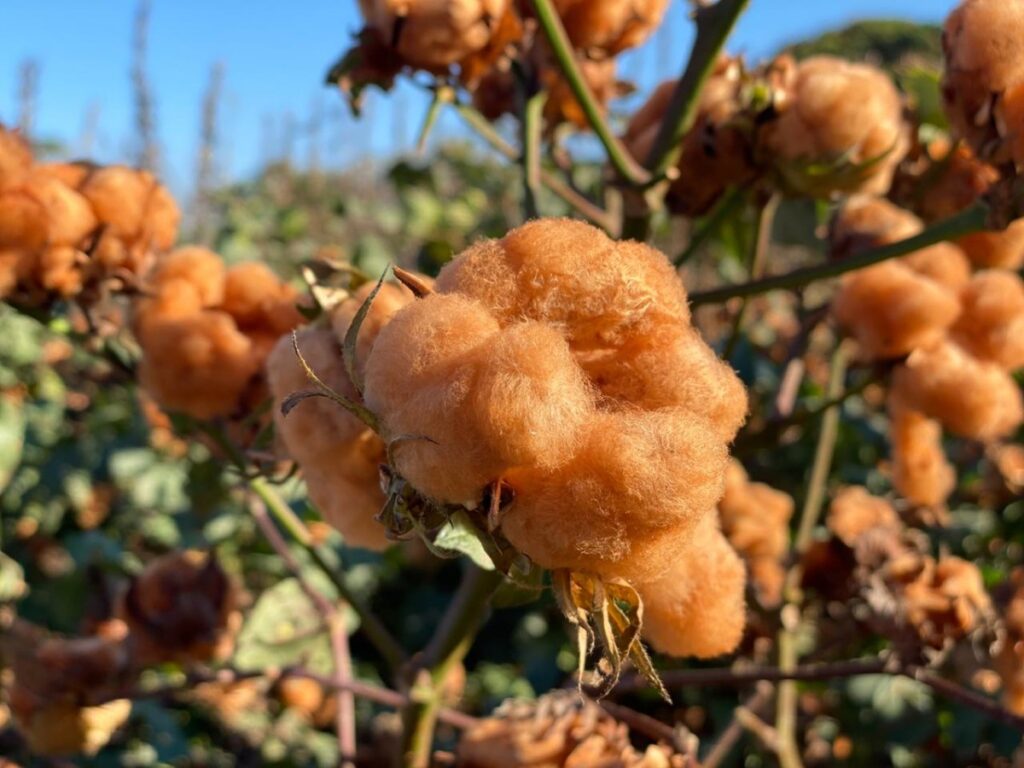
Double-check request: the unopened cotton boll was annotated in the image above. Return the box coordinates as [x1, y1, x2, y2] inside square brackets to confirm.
[891, 339, 1024, 441]
[764, 56, 909, 197]
[950, 269, 1024, 371]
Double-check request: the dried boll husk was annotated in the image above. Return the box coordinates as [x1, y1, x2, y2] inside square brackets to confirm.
[718, 460, 794, 607]
[118, 550, 241, 666]
[633, 517, 747, 659]
[457, 691, 690, 768]
[357, 0, 510, 70]
[891, 338, 1024, 441]
[942, 0, 1024, 167]
[826, 486, 902, 547]
[889, 405, 956, 509]
[764, 56, 909, 197]
[950, 269, 1024, 371]
[501, 409, 730, 581]
[266, 327, 390, 550]
[623, 58, 755, 216]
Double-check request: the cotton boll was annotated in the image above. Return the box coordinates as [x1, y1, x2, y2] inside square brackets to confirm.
[550, 0, 668, 57]
[149, 246, 227, 306]
[950, 269, 1024, 371]
[222, 262, 303, 337]
[0, 188, 48, 250]
[330, 280, 421, 382]
[24, 173, 97, 248]
[891, 339, 1023, 441]
[958, 227, 1024, 270]
[889, 406, 956, 508]
[634, 519, 746, 659]
[827, 486, 902, 547]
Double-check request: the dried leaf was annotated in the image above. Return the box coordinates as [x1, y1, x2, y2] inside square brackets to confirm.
[393, 265, 434, 298]
[288, 331, 379, 432]
[343, 267, 388, 395]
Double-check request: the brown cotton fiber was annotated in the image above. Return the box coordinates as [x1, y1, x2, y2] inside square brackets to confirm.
[764, 56, 909, 196]
[890, 339, 1024, 441]
[635, 517, 747, 659]
[826, 486, 902, 547]
[718, 460, 794, 607]
[889, 405, 956, 508]
[550, 0, 668, 57]
[950, 269, 1024, 371]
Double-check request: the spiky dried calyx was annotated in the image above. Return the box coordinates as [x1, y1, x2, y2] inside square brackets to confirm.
[829, 197, 969, 361]
[117, 550, 241, 666]
[134, 247, 304, 420]
[718, 459, 793, 607]
[0, 125, 180, 303]
[457, 691, 690, 767]
[365, 218, 748, 657]
[267, 279, 422, 549]
[763, 56, 909, 197]
[942, 0, 1024, 168]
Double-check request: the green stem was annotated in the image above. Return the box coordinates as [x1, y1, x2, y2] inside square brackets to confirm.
[521, 90, 547, 220]
[400, 564, 504, 768]
[644, 0, 750, 181]
[248, 476, 407, 674]
[723, 193, 779, 360]
[675, 186, 745, 266]
[527, 0, 650, 186]
[690, 202, 989, 307]
[774, 343, 850, 768]
[454, 102, 617, 232]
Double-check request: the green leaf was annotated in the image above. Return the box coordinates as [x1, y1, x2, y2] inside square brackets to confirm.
[0, 396, 26, 495]
[0, 551, 27, 602]
[433, 510, 495, 570]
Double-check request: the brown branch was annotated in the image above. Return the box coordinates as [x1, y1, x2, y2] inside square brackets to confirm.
[701, 684, 774, 768]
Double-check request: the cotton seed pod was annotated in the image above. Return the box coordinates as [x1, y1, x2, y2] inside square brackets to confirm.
[502, 409, 730, 582]
[457, 691, 689, 768]
[358, 0, 510, 70]
[890, 339, 1024, 441]
[634, 517, 747, 659]
[942, 0, 1024, 166]
[889, 405, 956, 509]
[623, 58, 756, 216]
[764, 56, 909, 197]
[995, 569, 1024, 715]
[826, 486, 901, 547]
[0, 125, 32, 190]
[950, 269, 1024, 371]
[718, 459, 793, 607]
[892, 555, 992, 649]
[434, 219, 690, 347]
[119, 550, 240, 666]
[266, 328, 389, 550]
[832, 261, 962, 361]
[830, 196, 971, 291]
[549, 0, 669, 58]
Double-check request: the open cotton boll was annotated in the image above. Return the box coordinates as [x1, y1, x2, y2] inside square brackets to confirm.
[79, 165, 179, 252]
[764, 56, 909, 197]
[24, 173, 97, 248]
[330, 280, 423, 383]
[827, 486, 902, 547]
[889, 405, 957, 509]
[221, 262, 303, 337]
[891, 339, 1024, 441]
[550, 0, 668, 57]
[501, 408, 731, 582]
[149, 246, 226, 306]
[832, 261, 962, 361]
[950, 269, 1024, 371]
[633, 518, 746, 659]
[357, 0, 510, 70]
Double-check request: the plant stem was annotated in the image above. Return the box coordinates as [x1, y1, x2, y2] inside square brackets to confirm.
[521, 90, 547, 220]
[400, 564, 504, 768]
[527, 0, 650, 186]
[248, 476, 407, 674]
[689, 202, 989, 306]
[644, 0, 749, 181]
[775, 343, 849, 768]
[674, 186, 745, 266]
[454, 102, 617, 232]
[723, 193, 779, 360]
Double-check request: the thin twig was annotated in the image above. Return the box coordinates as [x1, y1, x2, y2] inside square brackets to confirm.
[454, 103, 617, 232]
[689, 202, 989, 306]
[527, 0, 650, 186]
[521, 90, 546, 220]
[723, 193, 779, 360]
[702, 684, 774, 768]
[248, 476, 407, 674]
[674, 186, 745, 266]
[249, 499, 356, 766]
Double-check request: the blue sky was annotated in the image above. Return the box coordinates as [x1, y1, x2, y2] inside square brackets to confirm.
[0, 1, 957, 196]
